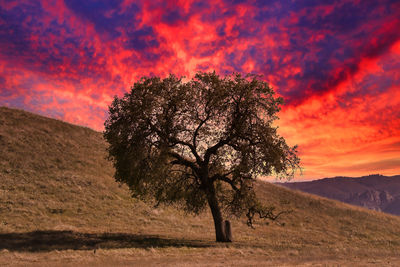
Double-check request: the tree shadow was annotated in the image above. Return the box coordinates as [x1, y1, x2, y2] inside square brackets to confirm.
[0, 230, 213, 252]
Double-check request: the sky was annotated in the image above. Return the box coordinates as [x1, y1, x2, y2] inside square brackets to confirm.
[1, 0, 399, 180]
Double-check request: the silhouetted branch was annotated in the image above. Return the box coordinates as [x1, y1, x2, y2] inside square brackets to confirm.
[168, 152, 199, 173]
[246, 205, 292, 228]
[193, 113, 211, 151]
[169, 137, 202, 164]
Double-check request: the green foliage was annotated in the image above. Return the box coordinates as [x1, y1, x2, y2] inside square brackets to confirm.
[104, 71, 300, 226]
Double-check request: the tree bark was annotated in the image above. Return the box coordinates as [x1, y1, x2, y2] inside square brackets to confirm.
[206, 186, 229, 242]
[225, 220, 232, 242]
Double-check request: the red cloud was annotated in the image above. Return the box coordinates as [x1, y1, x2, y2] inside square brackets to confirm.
[0, 0, 399, 179]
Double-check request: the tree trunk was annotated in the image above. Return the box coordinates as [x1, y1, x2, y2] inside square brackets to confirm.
[206, 186, 230, 242]
[225, 220, 232, 242]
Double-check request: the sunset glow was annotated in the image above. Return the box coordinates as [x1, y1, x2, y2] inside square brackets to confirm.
[1, 0, 399, 180]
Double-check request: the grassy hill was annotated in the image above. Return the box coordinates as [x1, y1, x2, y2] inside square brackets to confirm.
[1, 106, 400, 266]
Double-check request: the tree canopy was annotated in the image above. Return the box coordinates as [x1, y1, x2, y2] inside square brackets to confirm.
[104, 72, 300, 242]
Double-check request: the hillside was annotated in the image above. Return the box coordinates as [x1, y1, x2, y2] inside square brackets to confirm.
[1, 106, 400, 266]
[281, 175, 400, 215]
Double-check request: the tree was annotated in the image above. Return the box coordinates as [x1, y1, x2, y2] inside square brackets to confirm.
[104, 72, 300, 242]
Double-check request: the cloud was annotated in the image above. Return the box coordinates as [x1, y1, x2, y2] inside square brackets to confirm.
[0, 0, 399, 179]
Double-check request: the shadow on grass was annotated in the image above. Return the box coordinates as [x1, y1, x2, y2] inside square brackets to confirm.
[0, 231, 213, 252]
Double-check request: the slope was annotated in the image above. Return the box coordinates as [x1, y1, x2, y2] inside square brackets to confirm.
[1, 106, 400, 266]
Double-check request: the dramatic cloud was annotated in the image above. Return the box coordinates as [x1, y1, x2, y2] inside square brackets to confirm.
[1, 0, 399, 179]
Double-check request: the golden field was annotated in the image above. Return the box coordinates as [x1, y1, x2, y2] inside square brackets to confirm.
[1, 106, 400, 266]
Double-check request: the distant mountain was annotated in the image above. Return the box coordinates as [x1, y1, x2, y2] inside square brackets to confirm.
[281, 175, 400, 215]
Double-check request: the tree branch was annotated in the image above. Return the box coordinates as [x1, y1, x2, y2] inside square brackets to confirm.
[203, 137, 231, 165]
[167, 168, 202, 186]
[145, 117, 202, 165]
[246, 205, 292, 228]
[168, 151, 199, 173]
[169, 137, 202, 165]
[203, 96, 243, 165]
[212, 174, 239, 192]
[193, 112, 211, 151]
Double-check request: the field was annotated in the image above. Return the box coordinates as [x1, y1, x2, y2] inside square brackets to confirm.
[1, 106, 400, 266]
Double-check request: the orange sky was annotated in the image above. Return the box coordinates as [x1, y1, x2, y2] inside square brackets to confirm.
[0, 0, 399, 180]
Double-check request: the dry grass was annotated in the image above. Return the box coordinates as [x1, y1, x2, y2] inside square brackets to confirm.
[1, 106, 400, 266]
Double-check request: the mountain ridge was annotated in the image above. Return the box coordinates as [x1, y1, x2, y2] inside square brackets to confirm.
[280, 174, 400, 215]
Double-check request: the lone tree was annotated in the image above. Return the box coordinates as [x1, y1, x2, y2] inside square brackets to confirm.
[104, 72, 299, 242]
